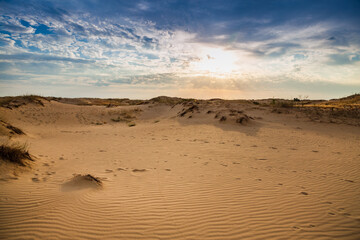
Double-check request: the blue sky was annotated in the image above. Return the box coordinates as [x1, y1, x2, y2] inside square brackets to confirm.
[0, 0, 359, 99]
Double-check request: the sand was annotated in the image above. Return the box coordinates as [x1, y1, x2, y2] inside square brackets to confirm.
[0, 98, 359, 239]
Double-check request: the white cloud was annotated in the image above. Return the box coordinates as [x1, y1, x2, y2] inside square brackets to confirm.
[1, 11, 359, 99]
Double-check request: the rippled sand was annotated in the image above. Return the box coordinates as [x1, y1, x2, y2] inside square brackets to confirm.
[1, 100, 359, 239]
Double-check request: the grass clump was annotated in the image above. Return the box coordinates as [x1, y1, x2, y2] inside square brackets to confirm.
[128, 122, 136, 127]
[0, 142, 33, 166]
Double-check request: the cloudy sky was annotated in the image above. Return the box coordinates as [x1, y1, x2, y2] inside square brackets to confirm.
[0, 0, 359, 99]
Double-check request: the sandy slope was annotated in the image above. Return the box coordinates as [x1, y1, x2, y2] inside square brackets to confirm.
[0, 100, 359, 239]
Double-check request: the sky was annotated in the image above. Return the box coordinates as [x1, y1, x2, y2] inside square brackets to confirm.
[0, 0, 359, 99]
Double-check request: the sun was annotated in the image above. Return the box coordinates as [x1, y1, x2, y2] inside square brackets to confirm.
[190, 47, 238, 76]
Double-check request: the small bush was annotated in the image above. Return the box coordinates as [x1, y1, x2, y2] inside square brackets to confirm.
[0, 143, 33, 166]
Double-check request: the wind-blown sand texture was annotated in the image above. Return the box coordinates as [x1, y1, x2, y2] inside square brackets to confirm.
[0, 95, 359, 239]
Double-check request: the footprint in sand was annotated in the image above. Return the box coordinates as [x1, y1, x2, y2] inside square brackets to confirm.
[105, 169, 113, 173]
[132, 169, 147, 172]
[338, 208, 351, 216]
[32, 177, 40, 183]
[300, 191, 309, 195]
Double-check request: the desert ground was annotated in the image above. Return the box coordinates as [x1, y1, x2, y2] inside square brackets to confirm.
[0, 95, 359, 240]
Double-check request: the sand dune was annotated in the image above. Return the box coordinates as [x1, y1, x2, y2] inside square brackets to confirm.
[0, 96, 359, 239]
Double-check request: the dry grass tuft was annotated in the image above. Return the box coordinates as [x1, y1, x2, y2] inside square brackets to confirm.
[0, 142, 33, 166]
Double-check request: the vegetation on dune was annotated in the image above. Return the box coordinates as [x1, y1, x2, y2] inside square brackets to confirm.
[111, 110, 139, 123]
[0, 120, 25, 135]
[334, 93, 360, 104]
[150, 96, 198, 106]
[49, 97, 147, 106]
[0, 142, 33, 166]
[6, 124, 25, 135]
[178, 104, 200, 117]
[0, 95, 46, 109]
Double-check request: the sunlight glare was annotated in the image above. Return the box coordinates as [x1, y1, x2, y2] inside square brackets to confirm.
[190, 47, 239, 76]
